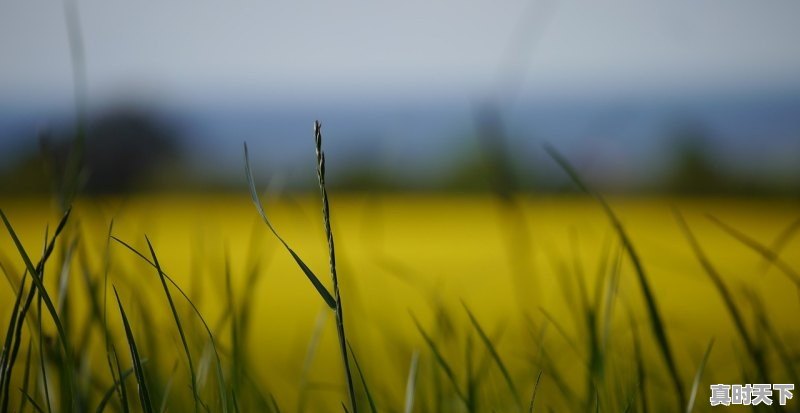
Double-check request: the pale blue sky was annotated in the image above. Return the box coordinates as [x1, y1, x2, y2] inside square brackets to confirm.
[2, 1, 800, 105]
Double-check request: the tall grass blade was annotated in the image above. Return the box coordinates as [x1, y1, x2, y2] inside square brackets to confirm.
[528, 370, 543, 413]
[685, 338, 714, 413]
[243, 142, 335, 309]
[17, 338, 33, 413]
[111, 236, 229, 412]
[94, 360, 144, 413]
[346, 341, 377, 413]
[461, 302, 521, 407]
[113, 287, 154, 413]
[145, 236, 202, 413]
[19, 389, 45, 413]
[0, 209, 76, 410]
[403, 351, 419, 413]
[410, 313, 468, 405]
[706, 214, 800, 286]
[313, 121, 358, 413]
[674, 211, 769, 382]
[544, 145, 685, 408]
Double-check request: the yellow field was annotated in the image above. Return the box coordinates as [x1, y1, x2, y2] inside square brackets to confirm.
[0, 194, 798, 412]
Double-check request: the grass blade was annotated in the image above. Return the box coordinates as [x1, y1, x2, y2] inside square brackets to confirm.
[347, 341, 377, 413]
[243, 142, 335, 309]
[685, 338, 714, 413]
[313, 121, 358, 413]
[544, 145, 685, 408]
[145, 236, 202, 413]
[19, 389, 45, 413]
[706, 214, 800, 287]
[94, 359, 146, 413]
[528, 370, 543, 413]
[0, 208, 76, 410]
[112, 236, 229, 413]
[403, 351, 419, 413]
[410, 313, 468, 405]
[461, 301, 521, 407]
[113, 286, 154, 413]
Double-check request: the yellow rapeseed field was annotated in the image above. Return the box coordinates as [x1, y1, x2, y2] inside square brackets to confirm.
[0, 194, 797, 412]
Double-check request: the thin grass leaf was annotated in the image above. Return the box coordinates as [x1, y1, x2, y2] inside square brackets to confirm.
[685, 338, 714, 413]
[270, 394, 281, 413]
[145, 236, 202, 413]
[94, 357, 143, 413]
[113, 287, 154, 413]
[0, 209, 76, 410]
[313, 121, 358, 413]
[410, 313, 468, 405]
[461, 301, 521, 407]
[17, 338, 33, 413]
[297, 309, 328, 413]
[159, 362, 179, 413]
[529, 370, 543, 413]
[19, 389, 45, 413]
[706, 214, 800, 286]
[111, 236, 229, 412]
[403, 351, 419, 413]
[760, 217, 800, 273]
[347, 341, 377, 413]
[674, 210, 770, 383]
[544, 145, 685, 408]
[243, 142, 335, 309]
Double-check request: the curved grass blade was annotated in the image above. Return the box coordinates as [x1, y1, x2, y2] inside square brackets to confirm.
[685, 338, 714, 413]
[674, 210, 766, 382]
[0, 208, 77, 410]
[461, 301, 521, 407]
[113, 287, 154, 413]
[145, 236, 202, 413]
[111, 236, 229, 413]
[17, 338, 33, 413]
[706, 214, 800, 287]
[346, 341, 377, 413]
[94, 359, 146, 413]
[403, 351, 419, 413]
[19, 389, 45, 413]
[243, 142, 335, 309]
[410, 313, 468, 405]
[544, 145, 685, 408]
[529, 370, 543, 413]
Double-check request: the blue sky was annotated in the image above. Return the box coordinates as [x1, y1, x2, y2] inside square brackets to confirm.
[2, 1, 800, 105]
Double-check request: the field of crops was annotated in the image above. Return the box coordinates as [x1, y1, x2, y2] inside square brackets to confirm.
[1, 190, 797, 412]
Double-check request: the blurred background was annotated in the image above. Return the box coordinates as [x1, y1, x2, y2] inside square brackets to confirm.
[2, 1, 799, 196]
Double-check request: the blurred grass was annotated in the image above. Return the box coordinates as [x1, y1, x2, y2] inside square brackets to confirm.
[0, 193, 798, 412]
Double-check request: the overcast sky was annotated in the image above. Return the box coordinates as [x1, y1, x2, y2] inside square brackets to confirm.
[2, 1, 800, 105]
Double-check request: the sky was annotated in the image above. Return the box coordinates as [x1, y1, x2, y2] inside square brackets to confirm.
[2, 1, 800, 106]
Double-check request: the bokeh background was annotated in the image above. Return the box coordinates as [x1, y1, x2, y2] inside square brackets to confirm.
[1, 2, 799, 412]
[2, 1, 799, 195]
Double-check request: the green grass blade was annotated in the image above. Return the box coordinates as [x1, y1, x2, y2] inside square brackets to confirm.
[243, 142, 336, 309]
[17, 338, 33, 413]
[19, 389, 45, 413]
[706, 214, 800, 286]
[94, 359, 144, 413]
[685, 338, 714, 413]
[145, 236, 202, 413]
[461, 302, 521, 407]
[544, 145, 685, 408]
[528, 370, 543, 413]
[410, 313, 468, 405]
[113, 287, 154, 413]
[0, 208, 76, 410]
[346, 341, 377, 413]
[403, 351, 419, 413]
[112, 236, 229, 413]
[760, 217, 800, 273]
